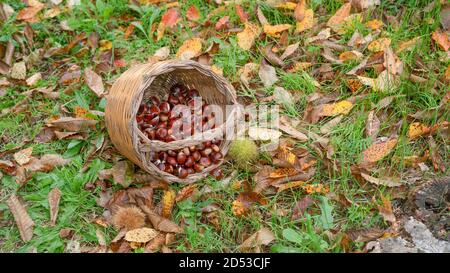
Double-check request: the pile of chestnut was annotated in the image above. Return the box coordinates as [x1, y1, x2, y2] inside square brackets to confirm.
[136, 83, 223, 180]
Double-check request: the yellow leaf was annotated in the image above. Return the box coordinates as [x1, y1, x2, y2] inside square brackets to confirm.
[362, 138, 398, 163]
[277, 181, 305, 193]
[237, 22, 261, 50]
[408, 122, 430, 140]
[368, 38, 391, 52]
[176, 38, 202, 60]
[161, 189, 176, 218]
[366, 19, 383, 30]
[263, 24, 291, 37]
[357, 70, 398, 92]
[339, 51, 363, 62]
[13, 147, 33, 166]
[287, 61, 312, 72]
[276, 1, 297, 10]
[396, 37, 419, 53]
[295, 9, 314, 33]
[326, 2, 352, 32]
[321, 100, 354, 116]
[99, 40, 112, 51]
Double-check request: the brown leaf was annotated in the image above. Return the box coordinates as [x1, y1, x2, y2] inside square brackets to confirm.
[186, 5, 200, 22]
[124, 24, 135, 40]
[238, 227, 275, 253]
[87, 32, 100, 49]
[431, 29, 449, 51]
[59, 69, 82, 85]
[48, 187, 61, 226]
[276, 180, 306, 192]
[84, 67, 104, 97]
[232, 191, 267, 217]
[351, 0, 380, 11]
[263, 45, 284, 67]
[7, 195, 34, 242]
[175, 184, 197, 202]
[144, 233, 166, 253]
[215, 16, 229, 31]
[161, 8, 180, 28]
[0, 160, 16, 174]
[235, 5, 248, 23]
[258, 60, 278, 87]
[368, 38, 392, 52]
[365, 110, 380, 139]
[161, 189, 175, 218]
[441, 3, 450, 30]
[326, 2, 351, 32]
[378, 195, 396, 223]
[16, 3, 44, 21]
[13, 147, 33, 166]
[257, 6, 268, 25]
[361, 137, 398, 163]
[48, 117, 97, 132]
[292, 196, 315, 220]
[10, 62, 27, 80]
[360, 173, 402, 187]
[139, 204, 183, 233]
[112, 160, 134, 188]
[24, 154, 71, 172]
[280, 42, 299, 60]
[428, 137, 445, 172]
[278, 120, 308, 141]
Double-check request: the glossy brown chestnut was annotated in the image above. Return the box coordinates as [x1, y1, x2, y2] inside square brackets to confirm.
[177, 152, 187, 165]
[199, 157, 212, 167]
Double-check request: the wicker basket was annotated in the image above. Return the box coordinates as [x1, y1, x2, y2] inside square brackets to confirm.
[105, 60, 241, 183]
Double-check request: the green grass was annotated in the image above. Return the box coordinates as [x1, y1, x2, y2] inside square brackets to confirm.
[1, 0, 449, 253]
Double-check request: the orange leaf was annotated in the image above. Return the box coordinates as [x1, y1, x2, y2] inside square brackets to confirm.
[407, 122, 430, 140]
[431, 29, 450, 51]
[366, 19, 383, 30]
[176, 38, 202, 60]
[232, 192, 266, 217]
[124, 24, 135, 40]
[237, 22, 261, 50]
[362, 138, 398, 163]
[326, 2, 351, 32]
[215, 16, 230, 31]
[368, 38, 391, 52]
[235, 5, 248, 23]
[269, 168, 297, 178]
[161, 8, 180, 28]
[302, 184, 329, 194]
[186, 5, 200, 22]
[16, 3, 44, 21]
[377, 195, 396, 223]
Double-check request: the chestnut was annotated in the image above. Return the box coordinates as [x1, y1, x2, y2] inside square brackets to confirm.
[199, 157, 211, 167]
[156, 128, 168, 139]
[160, 102, 171, 113]
[193, 163, 204, 172]
[201, 148, 212, 156]
[177, 152, 187, 165]
[167, 156, 177, 166]
[210, 151, 223, 163]
[177, 167, 188, 178]
[167, 150, 177, 157]
[184, 156, 195, 167]
[192, 151, 201, 161]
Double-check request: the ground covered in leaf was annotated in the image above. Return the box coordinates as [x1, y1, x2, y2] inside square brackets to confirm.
[0, 0, 449, 253]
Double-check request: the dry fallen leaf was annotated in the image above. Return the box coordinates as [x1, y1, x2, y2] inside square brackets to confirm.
[140, 205, 183, 233]
[84, 67, 104, 97]
[235, 4, 249, 23]
[358, 70, 398, 92]
[175, 184, 197, 202]
[280, 42, 299, 60]
[292, 196, 315, 220]
[215, 16, 230, 31]
[407, 122, 430, 140]
[321, 100, 354, 117]
[10, 62, 27, 80]
[112, 160, 134, 188]
[258, 61, 278, 87]
[431, 29, 450, 51]
[339, 51, 363, 62]
[365, 110, 380, 139]
[366, 19, 383, 30]
[294, 0, 314, 33]
[161, 189, 175, 218]
[276, 180, 306, 192]
[361, 138, 398, 163]
[396, 37, 420, 53]
[48, 187, 61, 226]
[26, 72, 42, 86]
[269, 168, 298, 178]
[232, 191, 267, 217]
[48, 117, 97, 132]
[368, 38, 392, 52]
[237, 22, 261, 50]
[248, 127, 282, 141]
[326, 2, 352, 33]
[361, 173, 402, 187]
[24, 154, 71, 173]
[378, 195, 396, 223]
[239, 62, 258, 88]
[176, 38, 202, 60]
[161, 8, 180, 28]
[125, 227, 159, 243]
[7, 195, 34, 242]
[186, 5, 200, 21]
[263, 24, 291, 37]
[16, 2, 44, 21]
[383, 47, 403, 75]
[13, 147, 33, 166]
[238, 227, 275, 252]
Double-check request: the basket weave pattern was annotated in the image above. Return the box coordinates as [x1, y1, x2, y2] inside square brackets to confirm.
[105, 60, 241, 183]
